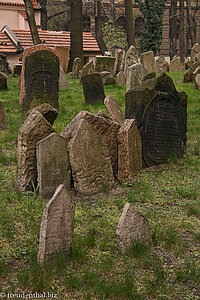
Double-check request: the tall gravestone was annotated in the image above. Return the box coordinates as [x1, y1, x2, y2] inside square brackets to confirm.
[71, 57, 81, 79]
[0, 101, 6, 130]
[113, 49, 124, 77]
[124, 45, 139, 76]
[125, 74, 187, 167]
[140, 51, 156, 75]
[126, 62, 148, 92]
[37, 133, 71, 198]
[82, 73, 105, 105]
[16, 111, 54, 192]
[38, 184, 75, 264]
[22, 50, 59, 117]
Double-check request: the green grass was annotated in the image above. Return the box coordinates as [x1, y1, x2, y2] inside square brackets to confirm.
[0, 71, 199, 299]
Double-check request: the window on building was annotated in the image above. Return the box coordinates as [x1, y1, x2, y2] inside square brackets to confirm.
[116, 16, 126, 31]
[135, 17, 145, 38]
[83, 16, 91, 32]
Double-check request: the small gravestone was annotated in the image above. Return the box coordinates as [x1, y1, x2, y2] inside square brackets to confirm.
[82, 73, 105, 105]
[169, 57, 184, 72]
[22, 50, 59, 117]
[16, 111, 54, 192]
[0, 72, 7, 90]
[113, 49, 124, 77]
[116, 203, 153, 253]
[61, 111, 120, 177]
[125, 74, 187, 167]
[116, 71, 126, 85]
[25, 103, 58, 125]
[68, 119, 114, 195]
[104, 95, 124, 125]
[124, 45, 139, 76]
[71, 57, 81, 79]
[80, 60, 94, 83]
[118, 119, 142, 181]
[191, 44, 200, 63]
[126, 62, 148, 92]
[156, 55, 169, 74]
[0, 101, 6, 130]
[195, 74, 200, 89]
[59, 66, 69, 88]
[103, 75, 116, 85]
[37, 184, 75, 264]
[37, 133, 71, 198]
[140, 51, 156, 75]
[95, 56, 115, 73]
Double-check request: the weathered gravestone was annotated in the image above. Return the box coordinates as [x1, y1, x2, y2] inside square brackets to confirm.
[126, 62, 148, 92]
[16, 111, 54, 192]
[12, 63, 22, 77]
[61, 110, 120, 177]
[116, 71, 126, 86]
[104, 95, 124, 125]
[22, 50, 59, 117]
[0, 54, 9, 74]
[169, 57, 184, 72]
[0, 101, 6, 130]
[95, 56, 115, 73]
[118, 119, 142, 181]
[116, 203, 153, 253]
[125, 74, 187, 167]
[37, 184, 75, 264]
[80, 60, 94, 83]
[140, 51, 156, 75]
[59, 66, 69, 88]
[156, 55, 169, 74]
[191, 43, 200, 63]
[71, 57, 81, 79]
[113, 49, 124, 77]
[124, 45, 139, 76]
[68, 119, 115, 195]
[195, 74, 200, 89]
[81, 73, 105, 105]
[37, 133, 71, 198]
[25, 103, 58, 125]
[103, 75, 116, 85]
[0, 72, 7, 90]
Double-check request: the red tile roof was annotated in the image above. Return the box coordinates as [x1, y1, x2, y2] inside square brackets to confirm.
[19, 10, 27, 19]
[0, 0, 38, 9]
[0, 29, 100, 54]
[0, 32, 16, 53]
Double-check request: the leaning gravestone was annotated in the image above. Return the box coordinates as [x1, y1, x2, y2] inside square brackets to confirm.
[37, 184, 75, 264]
[25, 103, 58, 125]
[124, 45, 139, 76]
[59, 65, 69, 88]
[140, 51, 156, 75]
[0, 72, 7, 90]
[68, 119, 114, 195]
[80, 60, 94, 83]
[104, 95, 124, 125]
[22, 50, 59, 117]
[118, 119, 142, 181]
[125, 74, 187, 167]
[82, 73, 105, 105]
[169, 57, 184, 72]
[95, 56, 115, 73]
[71, 57, 81, 79]
[16, 111, 54, 192]
[126, 62, 148, 92]
[116, 203, 153, 253]
[61, 111, 120, 178]
[37, 133, 71, 198]
[0, 101, 6, 130]
[113, 49, 124, 77]
[116, 71, 126, 86]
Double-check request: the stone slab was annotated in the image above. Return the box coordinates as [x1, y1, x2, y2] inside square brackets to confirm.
[81, 73, 105, 105]
[104, 95, 124, 125]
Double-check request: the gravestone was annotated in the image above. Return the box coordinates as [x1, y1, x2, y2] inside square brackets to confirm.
[126, 62, 148, 92]
[12, 63, 22, 77]
[71, 57, 81, 79]
[116, 203, 153, 253]
[20, 44, 60, 104]
[22, 50, 59, 117]
[125, 74, 187, 167]
[103, 75, 116, 85]
[0, 72, 7, 90]
[59, 66, 69, 88]
[25, 103, 58, 125]
[169, 57, 184, 72]
[16, 111, 54, 192]
[95, 56, 115, 73]
[0, 101, 6, 130]
[124, 45, 139, 76]
[37, 133, 71, 198]
[81, 73, 105, 105]
[118, 119, 142, 181]
[68, 119, 114, 194]
[140, 51, 156, 75]
[116, 71, 126, 85]
[61, 110, 120, 177]
[37, 184, 75, 264]
[104, 95, 124, 125]
[113, 49, 124, 77]
[80, 60, 94, 83]
[54, 46, 69, 73]
[182, 69, 193, 83]
[195, 74, 200, 89]
[0, 54, 9, 74]
[191, 43, 200, 63]
[156, 55, 169, 74]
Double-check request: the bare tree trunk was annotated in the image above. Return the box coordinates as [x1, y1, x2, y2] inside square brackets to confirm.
[68, 0, 83, 72]
[169, 0, 177, 60]
[23, 0, 41, 44]
[110, 0, 116, 24]
[125, 0, 136, 48]
[37, 0, 47, 30]
[179, 0, 185, 63]
[186, 0, 194, 50]
[95, 0, 107, 55]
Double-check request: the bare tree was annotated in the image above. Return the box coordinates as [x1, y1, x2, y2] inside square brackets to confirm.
[179, 0, 185, 63]
[23, 0, 41, 44]
[125, 0, 136, 47]
[169, 0, 178, 59]
[94, 0, 107, 54]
